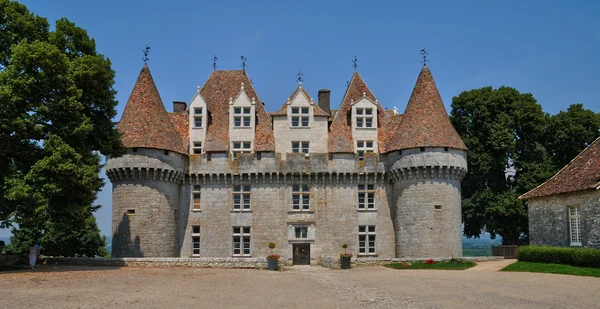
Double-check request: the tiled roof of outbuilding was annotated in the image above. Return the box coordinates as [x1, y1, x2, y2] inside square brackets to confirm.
[199, 70, 275, 152]
[272, 85, 330, 117]
[519, 137, 600, 200]
[117, 64, 187, 154]
[385, 65, 467, 152]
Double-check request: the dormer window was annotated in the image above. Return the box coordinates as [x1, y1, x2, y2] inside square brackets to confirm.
[234, 107, 252, 127]
[292, 141, 309, 154]
[194, 107, 203, 128]
[192, 141, 202, 154]
[356, 108, 374, 128]
[232, 141, 251, 159]
[356, 140, 374, 160]
[291, 107, 309, 127]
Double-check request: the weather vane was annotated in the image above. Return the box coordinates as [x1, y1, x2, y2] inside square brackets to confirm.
[240, 55, 247, 71]
[345, 80, 350, 88]
[212, 55, 218, 70]
[420, 49, 428, 65]
[143, 45, 151, 64]
[297, 71, 303, 84]
[352, 55, 359, 71]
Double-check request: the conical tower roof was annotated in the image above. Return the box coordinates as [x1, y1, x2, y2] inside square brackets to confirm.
[117, 64, 186, 154]
[387, 65, 467, 151]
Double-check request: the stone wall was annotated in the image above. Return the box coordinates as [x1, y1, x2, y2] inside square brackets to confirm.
[43, 257, 267, 269]
[320, 256, 503, 268]
[528, 190, 600, 249]
[0, 255, 20, 266]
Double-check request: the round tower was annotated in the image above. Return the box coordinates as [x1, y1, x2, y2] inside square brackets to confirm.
[386, 65, 468, 258]
[106, 64, 187, 257]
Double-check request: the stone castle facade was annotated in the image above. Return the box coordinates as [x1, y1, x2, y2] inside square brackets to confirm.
[105, 63, 468, 264]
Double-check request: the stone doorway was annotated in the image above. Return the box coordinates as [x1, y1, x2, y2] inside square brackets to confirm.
[293, 243, 310, 265]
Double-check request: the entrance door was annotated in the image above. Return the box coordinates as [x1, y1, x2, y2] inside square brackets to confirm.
[293, 243, 310, 265]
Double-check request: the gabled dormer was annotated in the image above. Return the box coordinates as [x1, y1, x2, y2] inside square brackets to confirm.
[287, 84, 315, 128]
[229, 82, 256, 156]
[188, 86, 207, 154]
[351, 93, 380, 158]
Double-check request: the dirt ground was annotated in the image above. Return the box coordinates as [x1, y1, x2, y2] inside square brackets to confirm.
[1, 261, 599, 309]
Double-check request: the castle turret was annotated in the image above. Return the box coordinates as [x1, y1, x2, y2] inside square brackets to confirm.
[105, 64, 187, 257]
[386, 65, 468, 258]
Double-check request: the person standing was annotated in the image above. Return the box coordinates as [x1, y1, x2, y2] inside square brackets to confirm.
[34, 242, 41, 266]
[29, 244, 37, 269]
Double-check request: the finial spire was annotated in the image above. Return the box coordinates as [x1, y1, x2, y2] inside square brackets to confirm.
[197, 86, 200, 93]
[240, 55, 247, 71]
[143, 45, 151, 64]
[297, 71, 304, 84]
[212, 55, 218, 70]
[352, 55, 359, 71]
[420, 49, 429, 65]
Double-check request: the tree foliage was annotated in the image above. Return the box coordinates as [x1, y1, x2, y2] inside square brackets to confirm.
[451, 86, 600, 245]
[0, 0, 124, 256]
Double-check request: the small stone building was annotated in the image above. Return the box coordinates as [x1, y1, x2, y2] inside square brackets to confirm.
[519, 137, 600, 248]
[106, 62, 468, 264]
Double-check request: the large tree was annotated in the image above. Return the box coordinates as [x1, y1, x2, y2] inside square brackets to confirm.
[0, 0, 124, 256]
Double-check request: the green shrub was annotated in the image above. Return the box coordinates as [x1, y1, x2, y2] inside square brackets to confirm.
[516, 246, 600, 268]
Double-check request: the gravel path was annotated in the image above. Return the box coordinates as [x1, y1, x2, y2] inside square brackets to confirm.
[1, 263, 599, 309]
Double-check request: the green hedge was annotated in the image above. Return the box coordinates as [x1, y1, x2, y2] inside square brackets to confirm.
[516, 246, 600, 268]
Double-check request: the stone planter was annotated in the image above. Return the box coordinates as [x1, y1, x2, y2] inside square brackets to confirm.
[340, 256, 351, 269]
[267, 259, 278, 270]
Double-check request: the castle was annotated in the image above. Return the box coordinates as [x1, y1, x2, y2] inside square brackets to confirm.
[105, 62, 468, 264]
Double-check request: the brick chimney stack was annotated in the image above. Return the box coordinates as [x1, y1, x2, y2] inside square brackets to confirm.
[172, 101, 187, 113]
[318, 89, 331, 114]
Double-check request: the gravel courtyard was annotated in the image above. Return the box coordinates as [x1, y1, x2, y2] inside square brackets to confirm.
[1, 261, 599, 309]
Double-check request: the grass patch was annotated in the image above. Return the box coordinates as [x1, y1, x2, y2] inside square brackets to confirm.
[385, 260, 476, 270]
[501, 261, 600, 278]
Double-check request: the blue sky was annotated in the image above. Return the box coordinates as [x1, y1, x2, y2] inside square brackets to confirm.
[1, 0, 599, 238]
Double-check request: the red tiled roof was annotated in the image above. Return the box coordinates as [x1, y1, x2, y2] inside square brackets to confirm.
[385, 65, 467, 152]
[200, 70, 274, 152]
[328, 71, 389, 153]
[168, 112, 189, 153]
[117, 65, 186, 154]
[272, 85, 329, 117]
[519, 137, 600, 200]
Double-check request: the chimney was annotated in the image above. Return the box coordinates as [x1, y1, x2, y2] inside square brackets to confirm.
[318, 89, 331, 114]
[173, 101, 187, 113]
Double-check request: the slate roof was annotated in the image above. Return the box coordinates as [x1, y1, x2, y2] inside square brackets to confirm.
[272, 85, 330, 117]
[385, 65, 467, 152]
[328, 71, 390, 153]
[199, 70, 275, 152]
[519, 137, 600, 200]
[117, 64, 187, 154]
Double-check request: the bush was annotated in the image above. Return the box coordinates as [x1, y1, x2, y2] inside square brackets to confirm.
[516, 246, 600, 268]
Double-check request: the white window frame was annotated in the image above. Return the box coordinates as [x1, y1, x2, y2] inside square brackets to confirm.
[355, 108, 374, 128]
[292, 184, 310, 211]
[231, 141, 252, 160]
[192, 185, 201, 212]
[569, 206, 582, 246]
[192, 141, 202, 154]
[193, 107, 203, 128]
[358, 184, 376, 210]
[233, 106, 252, 128]
[292, 141, 310, 154]
[191, 225, 200, 256]
[233, 185, 251, 211]
[291, 106, 310, 127]
[358, 225, 376, 255]
[356, 140, 374, 160]
[295, 227, 308, 239]
[233, 226, 251, 256]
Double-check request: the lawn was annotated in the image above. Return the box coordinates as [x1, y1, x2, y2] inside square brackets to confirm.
[385, 260, 476, 270]
[501, 261, 600, 278]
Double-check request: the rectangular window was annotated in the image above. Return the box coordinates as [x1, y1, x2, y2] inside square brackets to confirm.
[192, 141, 202, 154]
[233, 106, 252, 127]
[291, 106, 310, 127]
[356, 108, 374, 128]
[356, 140, 375, 160]
[292, 141, 310, 154]
[191, 225, 200, 256]
[358, 225, 376, 255]
[232, 141, 252, 160]
[295, 227, 308, 239]
[358, 184, 376, 210]
[233, 185, 251, 211]
[292, 184, 310, 211]
[192, 185, 201, 211]
[233, 226, 251, 256]
[194, 107, 203, 128]
[569, 206, 582, 246]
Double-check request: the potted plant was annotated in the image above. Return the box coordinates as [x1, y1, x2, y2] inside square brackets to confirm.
[340, 244, 352, 269]
[266, 242, 279, 270]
